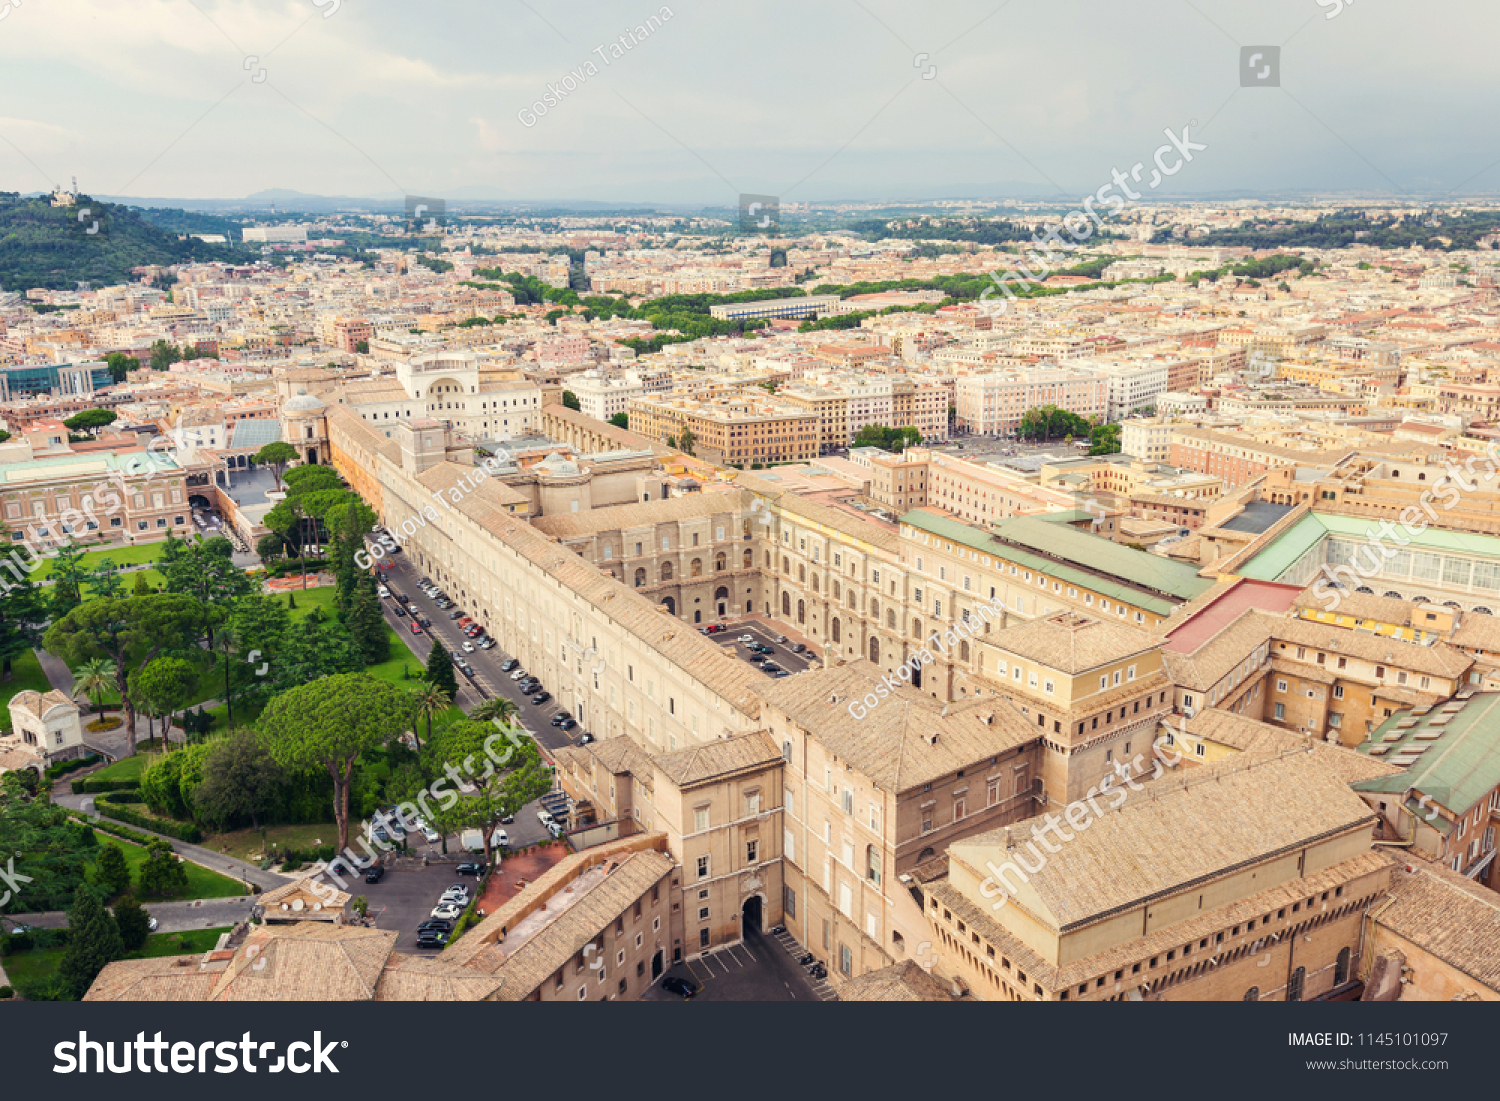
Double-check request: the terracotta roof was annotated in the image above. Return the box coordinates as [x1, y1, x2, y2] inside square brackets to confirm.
[990, 612, 1163, 674]
[948, 749, 1377, 930]
[1269, 615, 1473, 679]
[374, 953, 506, 1001]
[752, 660, 1037, 791]
[652, 730, 783, 787]
[1374, 857, 1500, 993]
[532, 491, 743, 539]
[7, 688, 77, 720]
[83, 956, 222, 1002]
[208, 923, 397, 1001]
[839, 959, 964, 1001]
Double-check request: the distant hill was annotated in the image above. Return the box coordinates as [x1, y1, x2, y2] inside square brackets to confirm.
[0, 192, 250, 292]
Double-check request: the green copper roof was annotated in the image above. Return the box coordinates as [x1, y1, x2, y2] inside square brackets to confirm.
[901, 510, 1214, 617]
[1354, 693, 1500, 816]
[1239, 512, 1500, 582]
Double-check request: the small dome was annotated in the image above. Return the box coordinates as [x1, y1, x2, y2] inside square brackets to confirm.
[537, 451, 580, 475]
[283, 388, 327, 414]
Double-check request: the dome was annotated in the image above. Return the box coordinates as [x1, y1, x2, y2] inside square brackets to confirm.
[283, 388, 327, 414]
[537, 451, 580, 475]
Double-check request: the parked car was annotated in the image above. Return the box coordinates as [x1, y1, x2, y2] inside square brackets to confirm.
[410, 623, 422, 634]
[762, 662, 782, 674]
[546, 821, 564, 839]
[501, 658, 519, 671]
[430, 902, 464, 921]
[415, 930, 449, 948]
[462, 641, 475, 653]
[737, 635, 754, 643]
[509, 668, 529, 681]
[579, 731, 594, 744]
[551, 712, 572, 726]
[378, 586, 390, 598]
[365, 865, 385, 884]
[419, 824, 441, 843]
[455, 862, 488, 877]
[439, 890, 470, 907]
[416, 615, 431, 628]
[449, 609, 465, 620]
[478, 638, 497, 649]
[774, 670, 791, 678]
[394, 592, 409, 604]
[661, 975, 701, 998]
[776, 635, 788, 643]
[791, 643, 806, 653]
[558, 718, 576, 731]
[537, 809, 556, 828]
[491, 829, 509, 848]
[393, 604, 407, 617]
[531, 691, 550, 705]
[416, 918, 453, 933]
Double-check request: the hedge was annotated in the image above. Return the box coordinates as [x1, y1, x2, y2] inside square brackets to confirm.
[44, 755, 100, 780]
[65, 812, 161, 849]
[71, 777, 142, 795]
[1, 927, 69, 955]
[94, 796, 203, 843]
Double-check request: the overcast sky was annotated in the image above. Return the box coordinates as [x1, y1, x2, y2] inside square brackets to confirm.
[0, 0, 1496, 205]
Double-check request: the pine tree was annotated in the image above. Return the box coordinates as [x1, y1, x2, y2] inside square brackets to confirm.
[287, 592, 297, 610]
[59, 888, 123, 998]
[425, 640, 458, 699]
[132, 572, 149, 596]
[136, 840, 189, 898]
[347, 574, 389, 664]
[113, 896, 151, 952]
[94, 842, 132, 899]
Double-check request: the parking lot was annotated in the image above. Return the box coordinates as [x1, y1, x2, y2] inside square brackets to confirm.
[354, 860, 475, 953]
[639, 928, 835, 1002]
[704, 620, 820, 678]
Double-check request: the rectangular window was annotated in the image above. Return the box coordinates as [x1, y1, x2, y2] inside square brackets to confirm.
[746, 839, 758, 863]
[696, 855, 709, 879]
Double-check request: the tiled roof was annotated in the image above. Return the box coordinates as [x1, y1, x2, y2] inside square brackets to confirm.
[1269, 614, 1473, 679]
[6, 688, 76, 720]
[752, 660, 1037, 791]
[839, 960, 964, 1001]
[991, 612, 1163, 675]
[83, 956, 222, 1001]
[532, 490, 745, 539]
[1160, 613, 1271, 691]
[1374, 857, 1500, 993]
[652, 730, 783, 788]
[1354, 692, 1500, 814]
[208, 923, 396, 1001]
[948, 749, 1376, 930]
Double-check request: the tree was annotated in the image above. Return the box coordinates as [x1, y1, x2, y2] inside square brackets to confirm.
[347, 573, 389, 664]
[103, 352, 139, 384]
[132, 572, 149, 596]
[0, 535, 47, 681]
[48, 545, 88, 620]
[283, 465, 344, 496]
[94, 842, 132, 900]
[425, 639, 458, 699]
[608, 412, 629, 429]
[253, 441, 298, 492]
[130, 656, 197, 746]
[469, 695, 520, 725]
[84, 557, 123, 599]
[136, 840, 189, 898]
[561, 390, 581, 411]
[263, 497, 309, 589]
[113, 896, 151, 952]
[63, 409, 118, 437]
[261, 608, 363, 697]
[44, 594, 208, 754]
[410, 682, 451, 757]
[0, 774, 96, 913]
[59, 888, 123, 998]
[193, 727, 282, 831]
[228, 593, 291, 673]
[256, 532, 285, 562]
[73, 657, 118, 715]
[430, 720, 551, 867]
[354, 340, 369, 354]
[258, 673, 415, 855]
[679, 428, 696, 455]
[162, 536, 253, 619]
[149, 339, 184, 371]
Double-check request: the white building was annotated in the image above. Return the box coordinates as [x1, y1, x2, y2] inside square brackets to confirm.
[953, 368, 1109, 436]
[1121, 417, 1176, 463]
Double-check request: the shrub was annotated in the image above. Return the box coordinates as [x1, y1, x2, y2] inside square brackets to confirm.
[94, 797, 203, 842]
[71, 778, 142, 795]
[0, 985, 12, 999]
[114, 896, 151, 951]
[44, 755, 100, 780]
[86, 717, 124, 733]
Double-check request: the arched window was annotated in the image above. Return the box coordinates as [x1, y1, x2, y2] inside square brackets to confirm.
[869, 636, 880, 663]
[634, 568, 646, 588]
[782, 556, 790, 574]
[831, 618, 841, 643]
[715, 553, 725, 572]
[661, 596, 676, 615]
[912, 618, 922, 639]
[743, 549, 753, 568]
[690, 558, 703, 578]
[888, 610, 896, 629]
[781, 592, 791, 616]
[799, 564, 806, 583]
[660, 561, 674, 582]
[959, 640, 970, 662]
[1243, 987, 1259, 1002]
[832, 580, 841, 600]
[1334, 947, 1351, 986]
[797, 600, 806, 625]
[1287, 966, 1305, 1002]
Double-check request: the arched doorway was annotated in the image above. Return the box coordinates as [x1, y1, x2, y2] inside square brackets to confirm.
[715, 586, 729, 617]
[742, 895, 763, 936]
[651, 950, 664, 979]
[306, 449, 318, 464]
[661, 596, 676, 615]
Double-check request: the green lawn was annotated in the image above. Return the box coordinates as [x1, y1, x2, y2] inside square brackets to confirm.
[90, 831, 250, 900]
[3, 927, 232, 995]
[204, 823, 340, 864]
[30, 542, 162, 583]
[86, 755, 148, 784]
[0, 651, 59, 733]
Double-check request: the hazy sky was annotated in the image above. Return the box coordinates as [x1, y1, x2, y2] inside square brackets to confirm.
[0, 0, 1496, 205]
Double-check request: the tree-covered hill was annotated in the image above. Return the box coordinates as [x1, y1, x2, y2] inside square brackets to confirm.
[0, 192, 249, 292]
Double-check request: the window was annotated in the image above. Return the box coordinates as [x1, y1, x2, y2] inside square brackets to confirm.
[696, 856, 709, 879]
[1274, 703, 1285, 721]
[699, 928, 710, 948]
[746, 839, 758, 863]
[1287, 966, 1305, 1002]
[839, 944, 853, 976]
[693, 807, 709, 831]
[1276, 679, 1287, 693]
[745, 791, 761, 816]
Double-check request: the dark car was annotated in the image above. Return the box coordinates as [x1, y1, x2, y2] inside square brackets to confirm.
[415, 931, 449, 948]
[762, 662, 782, 674]
[774, 670, 792, 678]
[558, 718, 576, 731]
[579, 731, 593, 744]
[394, 592, 409, 604]
[449, 609, 465, 620]
[501, 658, 519, 672]
[531, 691, 551, 705]
[551, 712, 572, 727]
[364, 865, 385, 884]
[661, 976, 701, 998]
[455, 863, 487, 878]
[416, 615, 431, 628]
[393, 604, 407, 617]
[791, 643, 806, 653]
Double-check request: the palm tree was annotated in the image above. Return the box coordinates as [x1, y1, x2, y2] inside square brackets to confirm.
[469, 695, 520, 727]
[73, 658, 118, 717]
[211, 627, 240, 730]
[409, 682, 452, 756]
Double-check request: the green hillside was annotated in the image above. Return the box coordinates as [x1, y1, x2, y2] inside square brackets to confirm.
[0, 192, 249, 292]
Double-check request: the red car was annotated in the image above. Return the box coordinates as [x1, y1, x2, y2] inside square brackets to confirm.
[410, 622, 422, 634]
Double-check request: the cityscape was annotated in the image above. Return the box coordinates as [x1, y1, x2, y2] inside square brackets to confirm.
[0, 0, 1495, 1036]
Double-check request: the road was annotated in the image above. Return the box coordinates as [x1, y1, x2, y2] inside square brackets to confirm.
[375, 555, 583, 763]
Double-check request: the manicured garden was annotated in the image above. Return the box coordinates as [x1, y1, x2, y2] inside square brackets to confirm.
[90, 831, 249, 900]
[2, 926, 232, 992]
